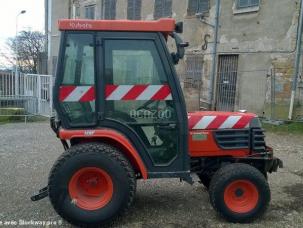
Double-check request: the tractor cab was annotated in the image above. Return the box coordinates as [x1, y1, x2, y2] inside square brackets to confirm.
[53, 19, 190, 177]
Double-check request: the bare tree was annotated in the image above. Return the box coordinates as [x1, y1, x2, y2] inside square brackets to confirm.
[4, 31, 45, 73]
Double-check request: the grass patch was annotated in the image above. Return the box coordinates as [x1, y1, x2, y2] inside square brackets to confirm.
[0, 108, 25, 124]
[0, 108, 48, 124]
[263, 122, 303, 134]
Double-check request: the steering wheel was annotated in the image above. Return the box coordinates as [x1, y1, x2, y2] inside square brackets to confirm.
[136, 100, 159, 112]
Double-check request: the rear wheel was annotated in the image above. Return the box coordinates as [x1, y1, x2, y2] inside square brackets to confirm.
[209, 163, 270, 223]
[48, 142, 136, 227]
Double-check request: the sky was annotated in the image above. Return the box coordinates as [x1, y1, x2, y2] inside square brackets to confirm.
[0, 0, 44, 68]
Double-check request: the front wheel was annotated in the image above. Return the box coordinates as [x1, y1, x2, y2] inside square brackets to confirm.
[209, 163, 270, 223]
[48, 142, 136, 227]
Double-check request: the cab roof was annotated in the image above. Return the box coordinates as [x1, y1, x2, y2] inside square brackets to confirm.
[58, 18, 176, 35]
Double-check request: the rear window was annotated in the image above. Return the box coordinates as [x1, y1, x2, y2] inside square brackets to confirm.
[59, 33, 96, 126]
[62, 33, 95, 85]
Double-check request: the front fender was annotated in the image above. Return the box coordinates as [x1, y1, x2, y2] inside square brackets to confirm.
[59, 128, 148, 179]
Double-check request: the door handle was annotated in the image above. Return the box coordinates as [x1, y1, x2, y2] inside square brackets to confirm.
[158, 123, 176, 129]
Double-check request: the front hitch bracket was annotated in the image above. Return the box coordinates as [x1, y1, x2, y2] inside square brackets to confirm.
[31, 186, 49, 201]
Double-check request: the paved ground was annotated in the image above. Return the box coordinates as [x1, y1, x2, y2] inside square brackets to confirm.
[0, 122, 302, 227]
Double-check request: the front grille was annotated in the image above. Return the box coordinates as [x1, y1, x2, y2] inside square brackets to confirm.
[214, 128, 266, 152]
[251, 128, 266, 152]
[214, 129, 250, 149]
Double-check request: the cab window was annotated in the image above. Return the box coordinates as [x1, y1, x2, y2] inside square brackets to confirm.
[59, 33, 96, 126]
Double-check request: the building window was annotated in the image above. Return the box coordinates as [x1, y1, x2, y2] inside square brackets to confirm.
[75, 6, 80, 18]
[236, 0, 260, 9]
[154, 0, 172, 20]
[184, 54, 203, 89]
[101, 0, 117, 19]
[85, 5, 95, 19]
[187, 0, 209, 16]
[127, 0, 142, 20]
[72, 4, 80, 19]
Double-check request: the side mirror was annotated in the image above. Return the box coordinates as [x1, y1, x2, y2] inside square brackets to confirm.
[170, 32, 189, 65]
[175, 22, 183, 33]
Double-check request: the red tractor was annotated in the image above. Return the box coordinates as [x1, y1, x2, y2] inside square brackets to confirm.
[32, 19, 282, 227]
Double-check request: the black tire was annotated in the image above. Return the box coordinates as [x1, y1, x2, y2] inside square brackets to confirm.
[48, 142, 136, 227]
[197, 173, 211, 189]
[209, 163, 270, 223]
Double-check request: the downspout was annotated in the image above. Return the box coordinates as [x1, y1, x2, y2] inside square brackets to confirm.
[47, 0, 52, 75]
[209, 0, 221, 110]
[288, 0, 303, 120]
[44, 0, 49, 74]
[68, 0, 72, 19]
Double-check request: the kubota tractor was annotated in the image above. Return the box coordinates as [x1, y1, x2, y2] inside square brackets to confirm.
[31, 19, 283, 227]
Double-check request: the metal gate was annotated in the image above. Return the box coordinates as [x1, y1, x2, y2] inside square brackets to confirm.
[27, 74, 53, 117]
[0, 72, 53, 118]
[215, 55, 239, 111]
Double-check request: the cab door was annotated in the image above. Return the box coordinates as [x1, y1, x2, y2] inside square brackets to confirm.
[98, 32, 189, 176]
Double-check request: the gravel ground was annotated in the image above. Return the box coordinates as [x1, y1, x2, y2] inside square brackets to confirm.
[0, 121, 302, 228]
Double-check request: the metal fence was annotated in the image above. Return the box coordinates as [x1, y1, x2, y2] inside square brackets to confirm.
[0, 72, 53, 121]
[265, 67, 303, 121]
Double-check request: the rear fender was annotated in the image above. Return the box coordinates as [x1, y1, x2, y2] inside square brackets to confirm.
[59, 129, 148, 179]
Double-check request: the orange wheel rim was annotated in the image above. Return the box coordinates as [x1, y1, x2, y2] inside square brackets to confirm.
[68, 167, 113, 211]
[224, 180, 259, 213]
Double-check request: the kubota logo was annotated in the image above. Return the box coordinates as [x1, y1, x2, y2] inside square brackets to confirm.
[69, 22, 93, 29]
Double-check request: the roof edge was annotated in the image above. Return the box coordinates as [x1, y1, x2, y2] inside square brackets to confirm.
[58, 18, 176, 34]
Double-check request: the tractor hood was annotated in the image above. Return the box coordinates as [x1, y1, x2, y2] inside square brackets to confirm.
[188, 111, 257, 130]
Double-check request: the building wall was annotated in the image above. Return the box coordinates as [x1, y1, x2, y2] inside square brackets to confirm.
[218, 0, 298, 114]
[46, 0, 69, 76]
[47, 0, 301, 116]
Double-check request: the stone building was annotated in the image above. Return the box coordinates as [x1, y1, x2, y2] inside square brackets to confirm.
[45, 0, 303, 118]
